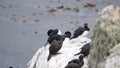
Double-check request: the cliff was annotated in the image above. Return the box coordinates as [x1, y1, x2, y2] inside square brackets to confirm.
[88, 5, 120, 68]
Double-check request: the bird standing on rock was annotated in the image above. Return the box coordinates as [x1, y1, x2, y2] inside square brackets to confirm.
[64, 31, 71, 38]
[44, 29, 61, 47]
[47, 31, 72, 61]
[47, 31, 64, 61]
[65, 55, 84, 68]
[72, 23, 90, 38]
[74, 43, 91, 57]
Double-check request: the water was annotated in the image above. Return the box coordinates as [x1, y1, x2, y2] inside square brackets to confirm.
[0, 0, 120, 68]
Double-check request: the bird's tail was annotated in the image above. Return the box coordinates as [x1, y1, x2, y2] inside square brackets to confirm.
[44, 42, 48, 47]
[47, 54, 51, 61]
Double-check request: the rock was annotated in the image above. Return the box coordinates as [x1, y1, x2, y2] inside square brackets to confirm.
[48, 8, 57, 14]
[104, 43, 120, 68]
[27, 36, 91, 68]
[84, 3, 96, 8]
[88, 5, 120, 68]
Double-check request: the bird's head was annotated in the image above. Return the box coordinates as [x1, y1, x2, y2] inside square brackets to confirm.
[79, 54, 84, 60]
[47, 29, 54, 36]
[64, 31, 71, 38]
[47, 29, 59, 36]
[84, 23, 88, 27]
[84, 23, 90, 31]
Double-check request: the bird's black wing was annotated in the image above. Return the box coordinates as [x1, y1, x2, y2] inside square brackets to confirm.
[49, 40, 63, 55]
[80, 43, 90, 53]
[72, 27, 85, 38]
[74, 43, 90, 56]
[65, 63, 80, 68]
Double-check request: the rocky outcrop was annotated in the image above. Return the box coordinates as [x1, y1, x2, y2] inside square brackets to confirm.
[28, 5, 120, 68]
[27, 36, 91, 68]
[88, 5, 120, 68]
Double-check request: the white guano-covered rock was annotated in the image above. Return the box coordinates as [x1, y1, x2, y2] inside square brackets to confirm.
[27, 36, 91, 68]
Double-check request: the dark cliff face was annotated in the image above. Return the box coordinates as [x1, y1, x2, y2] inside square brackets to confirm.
[88, 5, 120, 68]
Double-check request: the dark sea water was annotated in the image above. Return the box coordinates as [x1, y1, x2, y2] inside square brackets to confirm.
[0, 0, 120, 68]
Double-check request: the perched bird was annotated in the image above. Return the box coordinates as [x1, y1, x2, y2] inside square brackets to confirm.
[72, 23, 90, 38]
[47, 32, 64, 61]
[81, 23, 90, 37]
[47, 40, 63, 61]
[47, 31, 72, 61]
[44, 29, 61, 46]
[47, 29, 59, 44]
[74, 43, 91, 57]
[64, 31, 72, 38]
[65, 55, 84, 68]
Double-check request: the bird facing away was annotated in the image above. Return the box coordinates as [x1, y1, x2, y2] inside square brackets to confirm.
[74, 43, 91, 57]
[65, 55, 84, 68]
[72, 23, 90, 38]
